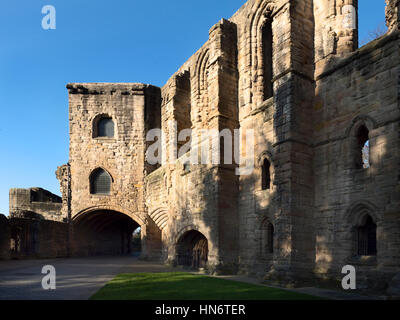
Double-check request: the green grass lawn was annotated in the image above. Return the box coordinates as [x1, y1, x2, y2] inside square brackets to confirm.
[90, 272, 321, 300]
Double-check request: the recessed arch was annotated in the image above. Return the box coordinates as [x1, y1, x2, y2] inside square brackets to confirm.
[176, 229, 208, 269]
[196, 48, 210, 106]
[346, 115, 377, 137]
[175, 224, 202, 244]
[344, 201, 380, 257]
[148, 207, 169, 230]
[345, 200, 380, 228]
[247, 0, 276, 105]
[73, 205, 145, 226]
[72, 208, 141, 256]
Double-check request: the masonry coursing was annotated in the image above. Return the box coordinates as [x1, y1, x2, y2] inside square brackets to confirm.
[6, 0, 400, 295]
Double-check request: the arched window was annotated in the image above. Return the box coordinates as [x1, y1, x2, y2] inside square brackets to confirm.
[98, 117, 114, 138]
[356, 125, 370, 169]
[93, 115, 114, 138]
[90, 168, 112, 195]
[262, 159, 271, 190]
[262, 20, 273, 100]
[357, 215, 377, 256]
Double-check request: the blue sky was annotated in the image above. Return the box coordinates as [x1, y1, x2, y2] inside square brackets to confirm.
[0, 0, 387, 215]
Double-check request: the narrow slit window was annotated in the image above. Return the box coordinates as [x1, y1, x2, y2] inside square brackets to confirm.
[356, 125, 370, 169]
[268, 223, 274, 254]
[362, 140, 370, 169]
[262, 20, 273, 100]
[262, 159, 271, 190]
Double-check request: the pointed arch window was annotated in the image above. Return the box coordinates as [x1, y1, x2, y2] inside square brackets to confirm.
[262, 159, 271, 190]
[262, 20, 273, 100]
[90, 168, 112, 195]
[355, 125, 370, 169]
[357, 215, 377, 256]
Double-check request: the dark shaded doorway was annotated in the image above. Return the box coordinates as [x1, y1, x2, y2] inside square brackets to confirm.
[176, 230, 208, 269]
[73, 210, 139, 256]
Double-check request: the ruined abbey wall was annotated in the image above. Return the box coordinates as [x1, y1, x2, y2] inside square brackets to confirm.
[145, 0, 400, 288]
[313, 31, 400, 289]
[9, 188, 63, 222]
[8, 0, 400, 293]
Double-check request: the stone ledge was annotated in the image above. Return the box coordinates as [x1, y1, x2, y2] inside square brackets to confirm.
[66, 83, 160, 95]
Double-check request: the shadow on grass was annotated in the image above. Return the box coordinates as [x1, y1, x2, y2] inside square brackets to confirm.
[90, 272, 322, 300]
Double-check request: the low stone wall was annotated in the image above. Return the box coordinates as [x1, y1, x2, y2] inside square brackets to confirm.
[9, 218, 68, 259]
[0, 214, 10, 260]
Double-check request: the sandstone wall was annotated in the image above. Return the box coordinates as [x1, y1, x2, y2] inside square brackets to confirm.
[9, 188, 63, 222]
[222, 0, 317, 284]
[42, 0, 400, 292]
[9, 218, 68, 259]
[386, 0, 400, 32]
[313, 32, 400, 290]
[67, 83, 159, 221]
[66, 83, 162, 258]
[146, 17, 240, 272]
[0, 215, 10, 260]
[145, 0, 399, 286]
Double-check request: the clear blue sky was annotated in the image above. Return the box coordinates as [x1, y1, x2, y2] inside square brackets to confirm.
[0, 0, 386, 215]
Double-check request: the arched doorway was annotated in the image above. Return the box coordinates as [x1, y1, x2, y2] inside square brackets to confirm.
[176, 230, 208, 269]
[73, 210, 140, 256]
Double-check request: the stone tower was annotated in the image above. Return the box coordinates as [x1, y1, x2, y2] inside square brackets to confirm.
[60, 83, 162, 258]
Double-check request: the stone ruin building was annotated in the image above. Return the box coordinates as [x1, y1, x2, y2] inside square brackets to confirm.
[1, 0, 400, 295]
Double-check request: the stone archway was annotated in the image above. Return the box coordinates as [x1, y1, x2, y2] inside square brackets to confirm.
[176, 230, 208, 269]
[72, 209, 140, 256]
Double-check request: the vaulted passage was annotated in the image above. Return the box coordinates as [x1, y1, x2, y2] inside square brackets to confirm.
[73, 210, 140, 256]
[176, 230, 208, 269]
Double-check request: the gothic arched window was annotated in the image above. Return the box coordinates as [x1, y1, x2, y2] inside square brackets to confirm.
[355, 125, 370, 169]
[262, 20, 273, 100]
[357, 215, 377, 256]
[90, 168, 112, 195]
[262, 159, 271, 190]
